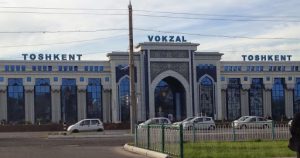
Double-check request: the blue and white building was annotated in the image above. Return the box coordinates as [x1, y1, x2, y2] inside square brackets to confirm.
[0, 41, 299, 124]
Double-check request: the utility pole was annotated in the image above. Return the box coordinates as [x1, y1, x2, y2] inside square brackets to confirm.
[128, 1, 137, 134]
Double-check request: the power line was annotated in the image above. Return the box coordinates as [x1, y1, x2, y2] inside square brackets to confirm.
[0, 6, 298, 19]
[1, 10, 299, 23]
[134, 28, 300, 40]
[0, 6, 126, 11]
[133, 9, 300, 19]
[134, 14, 300, 23]
[0, 28, 128, 34]
[0, 34, 127, 48]
[0, 11, 127, 15]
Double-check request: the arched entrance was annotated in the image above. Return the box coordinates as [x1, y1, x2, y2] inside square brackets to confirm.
[154, 77, 186, 121]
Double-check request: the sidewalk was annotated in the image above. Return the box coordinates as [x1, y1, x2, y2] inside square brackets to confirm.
[48, 130, 133, 139]
[0, 130, 133, 139]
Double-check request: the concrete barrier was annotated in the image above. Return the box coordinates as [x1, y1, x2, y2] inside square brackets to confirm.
[123, 144, 171, 158]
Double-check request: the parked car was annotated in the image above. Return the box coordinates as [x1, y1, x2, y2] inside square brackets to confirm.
[139, 117, 171, 126]
[232, 116, 272, 129]
[173, 117, 194, 125]
[67, 119, 104, 133]
[182, 116, 216, 130]
[288, 120, 293, 127]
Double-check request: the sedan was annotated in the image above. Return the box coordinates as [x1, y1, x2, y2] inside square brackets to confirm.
[232, 116, 272, 129]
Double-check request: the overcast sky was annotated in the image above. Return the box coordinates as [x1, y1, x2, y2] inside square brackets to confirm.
[0, 0, 299, 61]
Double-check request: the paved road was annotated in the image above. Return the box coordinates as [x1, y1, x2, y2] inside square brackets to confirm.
[0, 132, 146, 158]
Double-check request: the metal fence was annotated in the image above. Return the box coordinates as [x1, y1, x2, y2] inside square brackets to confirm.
[135, 122, 290, 158]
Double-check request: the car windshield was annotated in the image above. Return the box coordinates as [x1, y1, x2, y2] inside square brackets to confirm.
[144, 119, 153, 125]
[182, 117, 193, 122]
[238, 116, 249, 121]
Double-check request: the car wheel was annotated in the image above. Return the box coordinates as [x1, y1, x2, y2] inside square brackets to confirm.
[241, 125, 247, 129]
[263, 124, 269, 129]
[97, 128, 104, 132]
[72, 129, 79, 133]
[209, 125, 215, 130]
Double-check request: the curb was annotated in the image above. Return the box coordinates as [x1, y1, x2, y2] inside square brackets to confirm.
[123, 144, 171, 158]
[48, 134, 133, 139]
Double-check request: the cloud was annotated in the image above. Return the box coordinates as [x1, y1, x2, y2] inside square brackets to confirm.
[0, 0, 299, 61]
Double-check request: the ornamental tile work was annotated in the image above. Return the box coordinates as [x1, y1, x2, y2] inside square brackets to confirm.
[150, 62, 189, 82]
[150, 50, 189, 58]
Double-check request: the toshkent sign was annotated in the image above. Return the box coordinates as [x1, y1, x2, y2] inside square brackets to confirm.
[242, 54, 292, 61]
[148, 35, 187, 42]
[22, 53, 82, 61]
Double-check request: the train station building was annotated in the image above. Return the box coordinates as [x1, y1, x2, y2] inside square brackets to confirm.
[0, 39, 299, 124]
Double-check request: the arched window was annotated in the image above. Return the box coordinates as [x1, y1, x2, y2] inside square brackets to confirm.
[294, 78, 300, 114]
[227, 78, 241, 120]
[249, 78, 264, 116]
[35, 78, 51, 124]
[118, 76, 130, 122]
[272, 78, 285, 120]
[7, 78, 24, 123]
[199, 76, 214, 117]
[86, 78, 102, 120]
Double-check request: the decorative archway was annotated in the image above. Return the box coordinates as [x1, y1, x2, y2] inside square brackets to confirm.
[150, 70, 191, 121]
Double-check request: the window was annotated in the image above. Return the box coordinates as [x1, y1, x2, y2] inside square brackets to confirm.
[99, 66, 104, 72]
[43, 66, 47, 71]
[7, 78, 25, 123]
[34, 78, 51, 123]
[38, 66, 42, 71]
[221, 76, 225, 81]
[91, 120, 100, 125]
[272, 78, 285, 120]
[199, 76, 214, 117]
[227, 78, 241, 120]
[58, 66, 62, 71]
[118, 77, 130, 122]
[21, 65, 26, 71]
[69, 66, 73, 71]
[0, 77, 4, 82]
[86, 78, 102, 119]
[289, 77, 293, 81]
[10, 65, 15, 71]
[27, 77, 31, 82]
[48, 66, 52, 71]
[249, 78, 263, 116]
[54, 77, 58, 82]
[5, 65, 9, 72]
[244, 77, 248, 81]
[89, 66, 94, 72]
[16, 65, 20, 71]
[32, 66, 36, 71]
[80, 77, 84, 82]
[61, 79, 78, 123]
[94, 66, 99, 72]
[105, 77, 109, 82]
[74, 66, 78, 71]
[84, 66, 88, 71]
[294, 78, 300, 114]
[266, 77, 270, 81]
[63, 66, 68, 71]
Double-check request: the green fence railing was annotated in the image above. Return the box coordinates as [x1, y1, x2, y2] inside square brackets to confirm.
[135, 124, 184, 158]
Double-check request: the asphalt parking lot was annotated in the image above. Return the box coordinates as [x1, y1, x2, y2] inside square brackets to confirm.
[0, 131, 147, 158]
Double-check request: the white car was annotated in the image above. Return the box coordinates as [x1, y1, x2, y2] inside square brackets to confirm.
[139, 117, 171, 126]
[288, 120, 293, 127]
[67, 119, 104, 133]
[182, 116, 216, 130]
[173, 117, 194, 125]
[232, 116, 272, 129]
